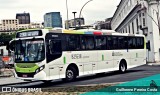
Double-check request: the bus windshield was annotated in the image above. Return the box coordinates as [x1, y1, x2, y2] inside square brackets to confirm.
[15, 39, 45, 63]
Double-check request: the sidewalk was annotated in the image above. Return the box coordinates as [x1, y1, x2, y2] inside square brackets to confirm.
[147, 62, 160, 66]
[0, 77, 26, 86]
[0, 68, 27, 86]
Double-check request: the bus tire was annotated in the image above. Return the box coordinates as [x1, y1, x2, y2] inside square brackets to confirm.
[65, 67, 77, 81]
[119, 60, 127, 73]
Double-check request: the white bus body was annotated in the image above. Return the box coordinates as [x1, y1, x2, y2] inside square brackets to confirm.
[10, 29, 146, 82]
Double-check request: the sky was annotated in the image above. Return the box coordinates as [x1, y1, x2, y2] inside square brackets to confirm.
[0, 0, 120, 25]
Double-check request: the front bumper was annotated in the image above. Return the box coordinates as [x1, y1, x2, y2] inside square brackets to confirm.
[14, 70, 47, 81]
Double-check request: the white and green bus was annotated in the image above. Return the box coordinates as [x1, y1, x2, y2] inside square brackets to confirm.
[9, 29, 146, 82]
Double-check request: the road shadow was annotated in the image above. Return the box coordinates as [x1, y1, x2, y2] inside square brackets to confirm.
[12, 69, 146, 88]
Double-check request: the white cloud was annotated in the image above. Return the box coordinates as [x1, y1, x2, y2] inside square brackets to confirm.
[0, 0, 120, 24]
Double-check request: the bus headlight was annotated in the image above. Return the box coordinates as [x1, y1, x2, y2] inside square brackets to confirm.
[40, 65, 45, 71]
[35, 65, 45, 74]
[35, 69, 39, 74]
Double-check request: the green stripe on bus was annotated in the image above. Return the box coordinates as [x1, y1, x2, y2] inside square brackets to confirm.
[102, 55, 104, 61]
[16, 63, 37, 68]
[144, 38, 146, 49]
[136, 53, 138, 58]
[15, 63, 39, 73]
[64, 57, 66, 64]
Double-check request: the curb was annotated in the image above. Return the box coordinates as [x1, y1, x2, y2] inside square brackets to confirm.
[0, 80, 39, 87]
[0, 75, 13, 78]
[147, 63, 160, 66]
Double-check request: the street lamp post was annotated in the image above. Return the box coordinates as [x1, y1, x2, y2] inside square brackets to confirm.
[72, 12, 77, 28]
[66, 0, 69, 29]
[79, 0, 93, 27]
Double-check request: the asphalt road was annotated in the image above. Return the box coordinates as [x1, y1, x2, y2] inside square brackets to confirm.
[1, 64, 160, 88]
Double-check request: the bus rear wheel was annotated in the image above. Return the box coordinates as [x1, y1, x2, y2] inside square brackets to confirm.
[65, 67, 77, 81]
[119, 61, 127, 73]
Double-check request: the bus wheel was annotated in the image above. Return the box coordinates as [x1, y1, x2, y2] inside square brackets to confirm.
[119, 61, 127, 73]
[65, 67, 77, 81]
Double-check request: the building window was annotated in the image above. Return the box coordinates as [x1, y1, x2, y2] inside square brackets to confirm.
[142, 13, 145, 16]
[143, 18, 146, 26]
[139, 13, 141, 17]
[9, 20, 11, 24]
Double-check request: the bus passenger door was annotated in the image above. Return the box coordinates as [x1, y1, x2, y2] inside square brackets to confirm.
[46, 33, 62, 79]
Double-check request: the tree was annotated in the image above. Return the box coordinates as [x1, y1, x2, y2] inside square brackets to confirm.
[0, 33, 16, 46]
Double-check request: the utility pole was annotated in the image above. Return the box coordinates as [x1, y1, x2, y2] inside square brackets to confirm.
[66, 0, 69, 29]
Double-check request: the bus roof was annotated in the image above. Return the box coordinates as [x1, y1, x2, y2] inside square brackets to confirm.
[48, 28, 145, 37]
[16, 28, 145, 37]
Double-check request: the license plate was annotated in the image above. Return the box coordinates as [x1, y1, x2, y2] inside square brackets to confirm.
[22, 74, 27, 77]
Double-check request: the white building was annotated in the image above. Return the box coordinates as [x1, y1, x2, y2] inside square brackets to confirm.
[111, 0, 160, 62]
[29, 22, 44, 29]
[0, 19, 43, 35]
[0, 19, 19, 34]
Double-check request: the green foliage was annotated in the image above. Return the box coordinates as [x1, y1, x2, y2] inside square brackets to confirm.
[0, 33, 16, 46]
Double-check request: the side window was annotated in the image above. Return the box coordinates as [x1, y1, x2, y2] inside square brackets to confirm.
[137, 37, 141, 49]
[46, 39, 62, 63]
[86, 36, 95, 50]
[132, 37, 137, 49]
[66, 35, 80, 51]
[49, 40, 62, 54]
[124, 37, 128, 49]
[107, 36, 112, 50]
[112, 36, 118, 49]
[139, 37, 144, 49]
[128, 37, 137, 49]
[95, 36, 106, 50]
[128, 37, 133, 49]
[81, 36, 86, 50]
[118, 36, 125, 49]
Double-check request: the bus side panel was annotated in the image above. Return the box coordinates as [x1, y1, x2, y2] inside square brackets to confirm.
[97, 50, 114, 73]
[62, 51, 83, 76]
[113, 50, 130, 69]
[130, 49, 137, 67]
[137, 49, 146, 65]
[129, 49, 145, 68]
[81, 51, 98, 75]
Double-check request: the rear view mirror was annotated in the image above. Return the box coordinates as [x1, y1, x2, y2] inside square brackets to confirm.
[6, 42, 9, 50]
[8, 40, 15, 52]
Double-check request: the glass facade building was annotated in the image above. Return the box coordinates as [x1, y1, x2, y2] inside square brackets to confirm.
[44, 12, 62, 28]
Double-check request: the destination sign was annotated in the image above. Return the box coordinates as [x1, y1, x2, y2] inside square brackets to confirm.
[16, 30, 42, 38]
